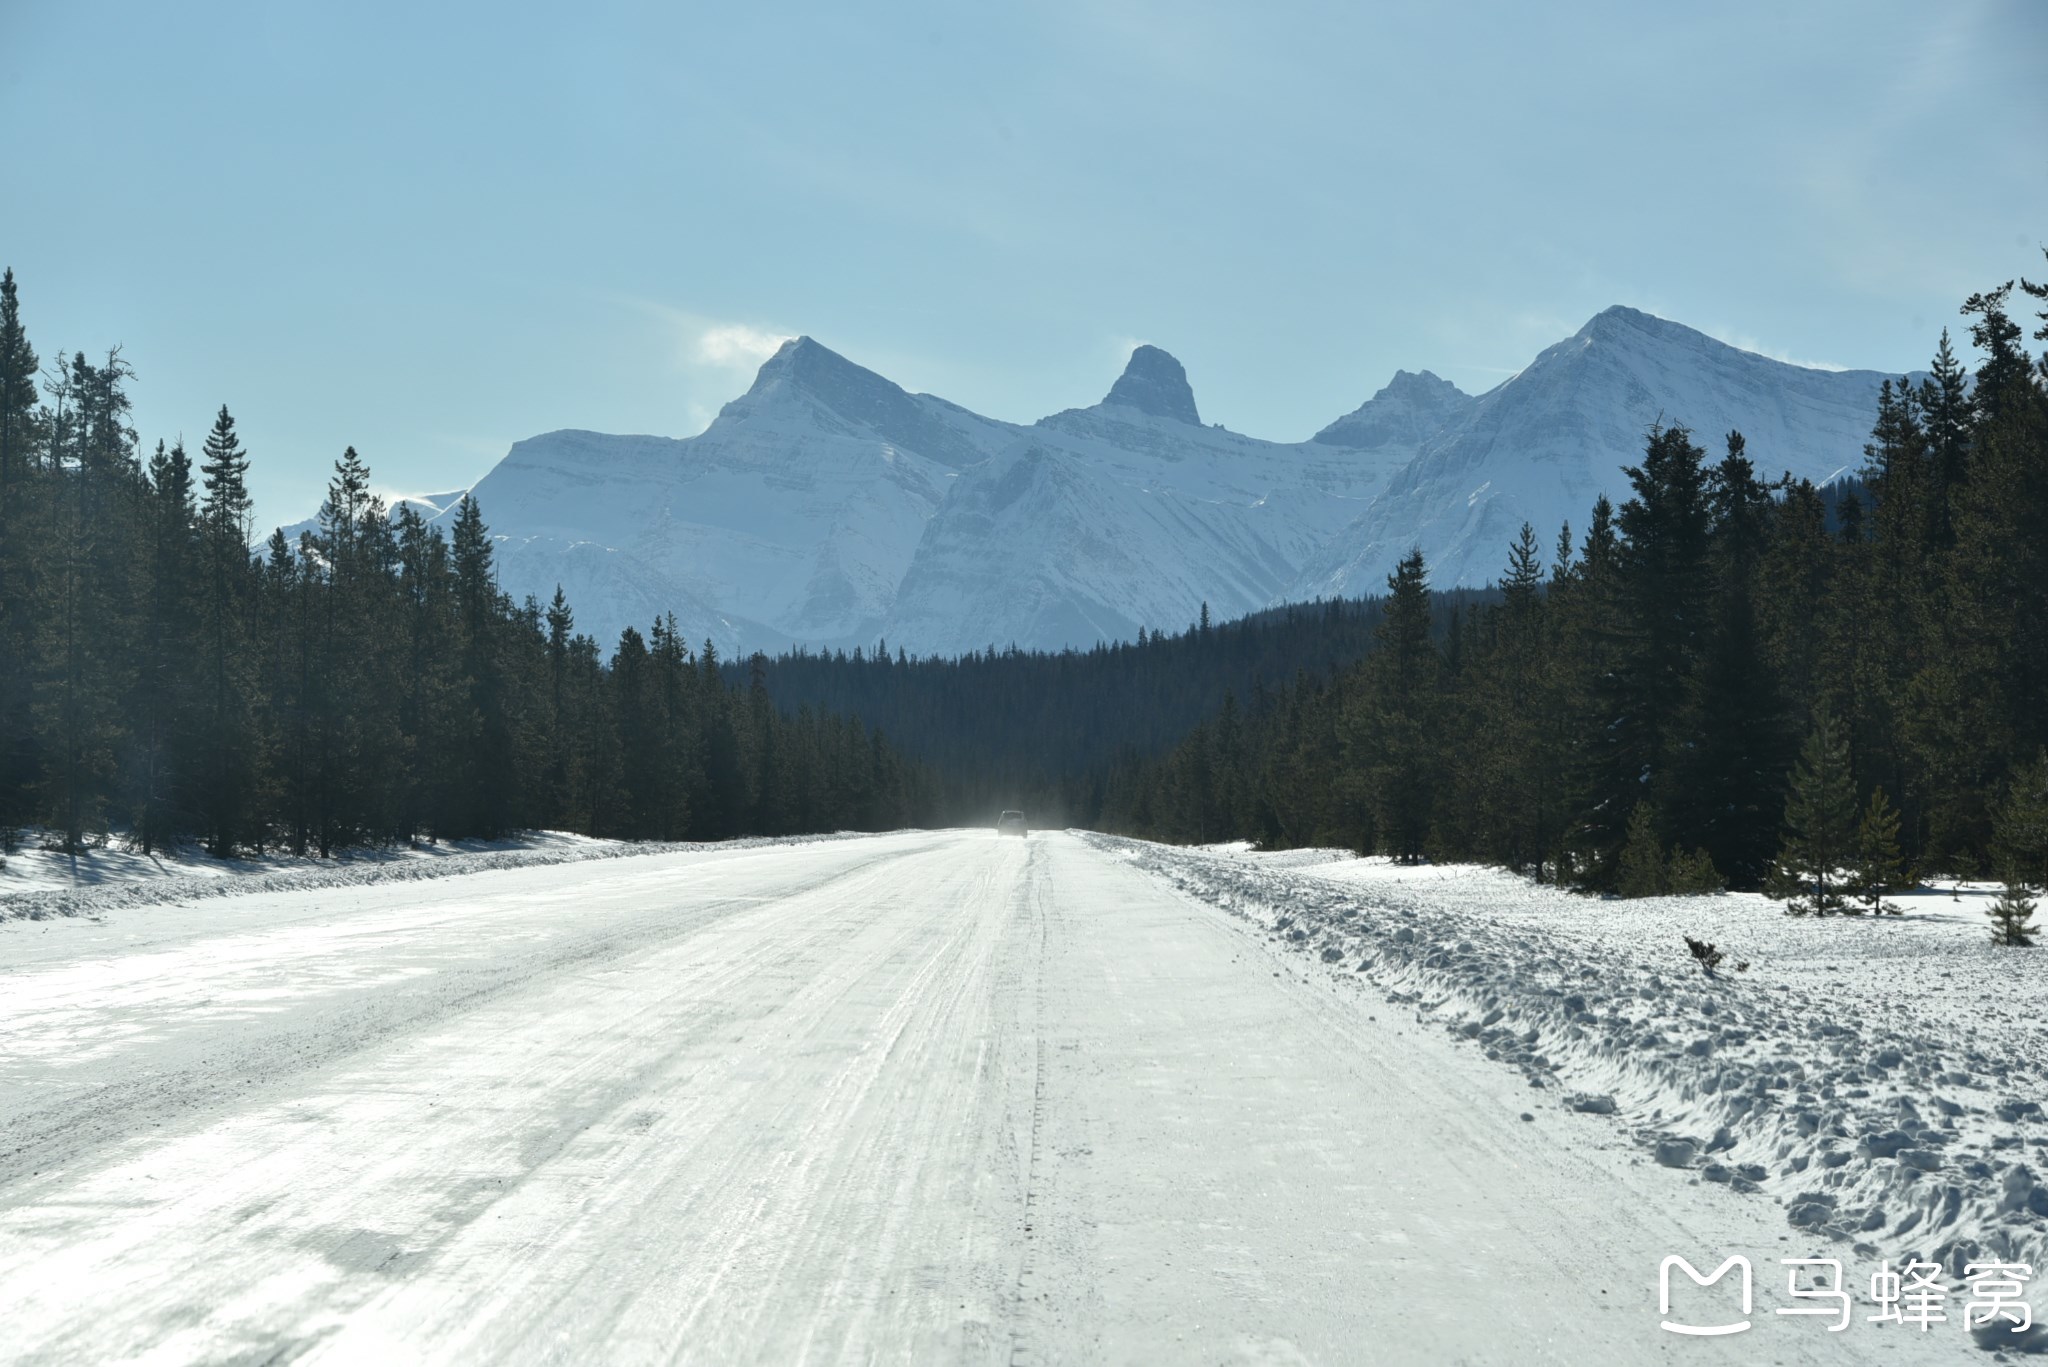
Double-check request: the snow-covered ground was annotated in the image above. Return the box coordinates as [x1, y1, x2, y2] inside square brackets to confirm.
[0, 829, 617, 899]
[0, 830, 2016, 1362]
[1111, 836, 2048, 1355]
[0, 829, 888, 924]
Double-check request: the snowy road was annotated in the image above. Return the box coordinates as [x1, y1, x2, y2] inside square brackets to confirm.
[0, 832, 1962, 1364]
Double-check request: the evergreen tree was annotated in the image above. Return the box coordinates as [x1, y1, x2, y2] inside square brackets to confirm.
[1351, 549, 1437, 862]
[1988, 884, 2038, 947]
[196, 405, 257, 854]
[0, 269, 41, 840]
[130, 439, 201, 851]
[1665, 846, 1723, 894]
[30, 351, 135, 850]
[0, 267, 37, 491]
[1671, 432, 1787, 885]
[1918, 329, 1972, 545]
[1991, 752, 2048, 892]
[1771, 706, 1858, 915]
[1616, 803, 1666, 898]
[1849, 786, 1906, 916]
[448, 494, 519, 836]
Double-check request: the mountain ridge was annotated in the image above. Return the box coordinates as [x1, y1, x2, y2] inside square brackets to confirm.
[265, 310, 1907, 657]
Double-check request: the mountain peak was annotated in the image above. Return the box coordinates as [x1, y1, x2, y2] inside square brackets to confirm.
[1311, 368, 1472, 448]
[720, 333, 995, 469]
[749, 334, 861, 390]
[732, 334, 913, 418]
[1102, 344, 1201, 425]
[1577, 304, 1696, 345]
[1380, 369, 1464, 400]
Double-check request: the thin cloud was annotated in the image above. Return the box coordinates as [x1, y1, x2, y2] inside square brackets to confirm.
[615, 297, 794, 379]
[1701, 327, 1849, 373]
[695, 321, 792, 369]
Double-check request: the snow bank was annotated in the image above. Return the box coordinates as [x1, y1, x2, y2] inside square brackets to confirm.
[0, 829, 884, 924]
[1095, 836, 2048, 1284]
[0, 830, 615, 896]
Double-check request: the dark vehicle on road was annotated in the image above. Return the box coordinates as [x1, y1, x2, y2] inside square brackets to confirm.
[996, 811, 1028, 837]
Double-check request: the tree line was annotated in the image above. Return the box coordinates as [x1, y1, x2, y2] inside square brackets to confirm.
[734, 594, 1506, 825]
[0, 269, 936, 859]
[1094, 263, 2048, 938]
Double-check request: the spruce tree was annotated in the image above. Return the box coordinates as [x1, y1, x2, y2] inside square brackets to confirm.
[1671, 433, 1787, 888]
[449, 494, 518, 836]
[1918, 329, 1971, 545]
[1665, 846, 1723, 894]
[197, 405, 257, 855]
[1352, 549, 1437, 862]
[1616, 803, 1666, 898]
[1992, 752, 2048, 892]
[1771, 705, 1858, 915]
[30, 352, 135, 850]
[0, 268, 37, 491]
[1849, 786, 1906, 916]
[0, 268, 41, 839]
[130, 439, 201, 852]
[1988, 884, 2038, 947]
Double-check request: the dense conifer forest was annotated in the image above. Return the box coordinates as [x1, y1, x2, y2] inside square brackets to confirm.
[1089, 265, 2048, 902]
[0, 269, 937, 858]
[734, 590, 1492, 824]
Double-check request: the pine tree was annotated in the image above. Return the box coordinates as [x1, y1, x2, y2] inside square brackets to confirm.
[1670, 432, 1788, 887]
[1988, 883, 2037, 947]
[1771, 705, 1858, 915]
[1474, 523, 1559, 875]
[130, 439, 201, 852]
[1352, 549, 1437, 862]
[448, 494, 518, 836]
[1849, 786, 1906, 916]
[1992, 751, 2048, 892]
[1616, 803, 1666, 898]
[0, 268, 38, 491]
[1666, 846, 1723, 894]
[0, 269, 42, 840]
[30, 352, 135, 850]
[1919, 330, 1972, 546]
[196, 405, 257, 855]
[1617, 424, 1715, 801]
[543, 585, 576, 826]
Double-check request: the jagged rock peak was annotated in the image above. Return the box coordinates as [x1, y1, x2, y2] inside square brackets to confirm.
[1102, 344, 1201, 425]
[1379, 369, 1464, 399]
[1311, 368, 1472, 448]
[745, 335, 898, 403]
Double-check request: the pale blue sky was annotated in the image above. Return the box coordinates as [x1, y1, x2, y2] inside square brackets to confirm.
[4, 0, 2044, 526]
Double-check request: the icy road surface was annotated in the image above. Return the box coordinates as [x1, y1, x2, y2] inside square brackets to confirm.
[0, 832, 1962, 1364]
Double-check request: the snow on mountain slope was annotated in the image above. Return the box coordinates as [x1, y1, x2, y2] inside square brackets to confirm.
[434, 338, 1017, 655]
[266, 489, 469, 552]
[1290, 307, 1907, 597]
[265, 309, 1913, 659]
[1310, 368, 1473, 451]
[879, 350, 1410, 655]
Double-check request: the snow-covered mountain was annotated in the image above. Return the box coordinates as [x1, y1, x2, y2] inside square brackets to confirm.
[428, 338, 1017, 654]
[878, 349, 1413, 655]
[1311, 369, 1473, 451]
[268, 489, 468, 551]
[1289, 307, 1906, 597]
[267, 307, 1908, 657]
